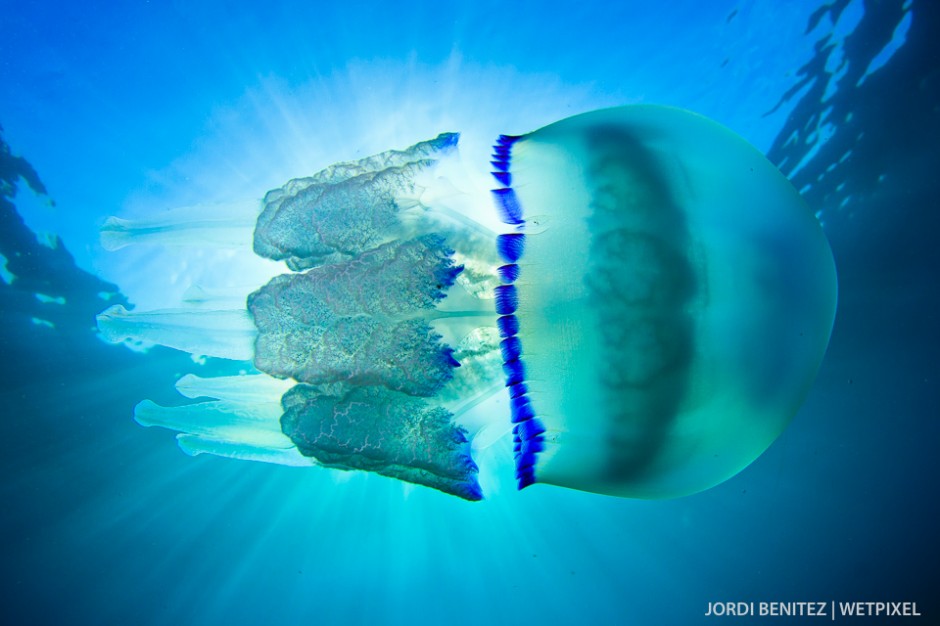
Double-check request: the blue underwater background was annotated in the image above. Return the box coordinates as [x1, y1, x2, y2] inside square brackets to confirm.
[1, 1, 938, 624]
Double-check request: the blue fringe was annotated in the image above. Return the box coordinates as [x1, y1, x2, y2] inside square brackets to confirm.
[510, 394, 530, 412]
[491, 171, 512, 187]
[497, 264, 520, 283]
[497, 314, 519, 338]
[516, 418, 546, 441]
[492, 188, 524, 225]
[490, 131, 542, 492]
[517, 472, 536, 489]
[496, 234, 526, 263]
[518, 437, 545, 455]
[510, 398, 535, 424]
[435, 132, 460, 149]
[494, 285, 518, 315]
[508, 381, 528, 399]
[500, 336, 522, 362]
[502, 359, 526, 386]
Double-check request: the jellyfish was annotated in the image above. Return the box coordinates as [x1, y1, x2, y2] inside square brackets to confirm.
[97, 105, 837, 501]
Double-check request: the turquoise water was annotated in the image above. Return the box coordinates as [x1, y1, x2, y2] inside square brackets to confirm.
[1, 1, 937, 624]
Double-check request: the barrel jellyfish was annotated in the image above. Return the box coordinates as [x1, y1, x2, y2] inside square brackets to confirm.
[97, 105, 837, 501]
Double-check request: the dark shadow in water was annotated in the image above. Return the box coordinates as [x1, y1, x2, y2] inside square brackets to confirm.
[0, 127, 244, 624]
[765, 0, 940, 616]
[0, 127, 204, 409]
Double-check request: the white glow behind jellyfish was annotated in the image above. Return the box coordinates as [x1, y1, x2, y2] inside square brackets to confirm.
[95, 59, 609, 316]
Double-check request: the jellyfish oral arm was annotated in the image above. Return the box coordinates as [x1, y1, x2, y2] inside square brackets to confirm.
[97, 305, 257, 361]
[98, 131, 506, 501]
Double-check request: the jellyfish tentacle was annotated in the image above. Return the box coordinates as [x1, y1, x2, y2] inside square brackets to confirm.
[244, 133, 510, 498]
[180, 284, 263, 310]
[280, 384, 482, 501]
[254, 133, 466, 271]
[98, 132, 507, 500]
[135, 372, 315, 466]
[291, 132, 459, 188]
[176, 435, 317, 466]
[255, 131, 500, 273]
[96, 305, 257, 360]
[434, 327, 503, 409]
[134, 399, 290, 447]
[99, 201, 259, 251]
[248, 235, 464, 395]
[175, 373, 293, 403]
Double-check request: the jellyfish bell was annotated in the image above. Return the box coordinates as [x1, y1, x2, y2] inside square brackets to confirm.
[96, 105, 837, 501]
[493, 106, 837, 498]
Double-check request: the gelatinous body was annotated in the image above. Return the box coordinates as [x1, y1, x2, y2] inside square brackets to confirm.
[491, 108, 836, 498]
[282, 385, 480, 500]
[97, 105, 837, 501]
[248, 235, 462, 395]
[253, 133, 460, 271]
